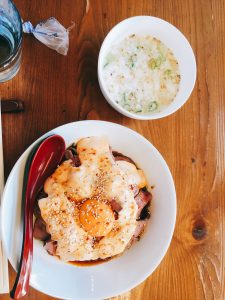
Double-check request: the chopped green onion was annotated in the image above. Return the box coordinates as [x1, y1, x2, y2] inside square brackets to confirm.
[164, 69, 172, 76]
[103, 62, 109, 68]
[126, 54, 137, 69]
[148, 101, 158, 111]
[103, 53, 115, 68]
[123, 93, 126, 103]
[148, 58, 156, 69]
[158, 53, 166, 62]
[157, 45, 166, 62]
[156, 57, 162, 67]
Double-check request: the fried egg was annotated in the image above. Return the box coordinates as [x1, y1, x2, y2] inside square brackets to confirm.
[38, 136, 147, 261]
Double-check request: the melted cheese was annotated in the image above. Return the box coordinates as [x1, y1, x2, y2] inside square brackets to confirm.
[39, 136, 146, 261]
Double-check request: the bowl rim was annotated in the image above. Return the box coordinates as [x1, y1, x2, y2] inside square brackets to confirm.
[1, 120, 177, 299]
[98, 15, 197, 120]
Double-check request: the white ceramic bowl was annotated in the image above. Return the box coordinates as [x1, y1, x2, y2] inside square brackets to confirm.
[1, 121, 176, 299]
[98, 16, 196, 120]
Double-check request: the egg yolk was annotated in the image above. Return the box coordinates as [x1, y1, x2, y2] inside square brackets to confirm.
[79, 199, 115, 237]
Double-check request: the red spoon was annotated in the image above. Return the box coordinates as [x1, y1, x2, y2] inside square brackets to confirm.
[10, 135, 66, 299]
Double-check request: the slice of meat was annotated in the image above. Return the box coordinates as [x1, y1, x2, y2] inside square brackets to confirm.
[33, 217, 50, 241]
[130, 184, 139, 197]
[65, 149, 74, 160]
[135, 190, 152, 219]
[112, 151, 136, 166]
[44, 239, 57, 256]
[133, 220, 148, 239]
[110, 199, 122, 213]
[139, 205, 151, 220]
[36, 189, 48, 201]
[109, 199, 122, 220]
[73, 155, 81, 167]
[65, 149, 81, 167]
[127, 220, 148, 248]
[33, 201, 41, 218]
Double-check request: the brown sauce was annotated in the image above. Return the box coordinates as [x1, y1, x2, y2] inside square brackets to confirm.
[69, 256, 113, 267]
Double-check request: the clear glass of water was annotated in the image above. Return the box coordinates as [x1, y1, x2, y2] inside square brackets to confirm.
[0, 0, 22, 82]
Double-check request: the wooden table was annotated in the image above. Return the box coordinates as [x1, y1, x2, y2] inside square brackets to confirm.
[1, 0, 224, 299]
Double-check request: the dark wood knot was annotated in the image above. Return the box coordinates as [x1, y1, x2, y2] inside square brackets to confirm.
[192, 219, 207, 240]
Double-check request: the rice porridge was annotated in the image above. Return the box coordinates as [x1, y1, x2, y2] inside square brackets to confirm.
[102, 34, 181, 114]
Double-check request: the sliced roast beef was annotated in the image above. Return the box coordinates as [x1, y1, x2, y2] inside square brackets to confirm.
[36, 189, 48, 201]
[112, 151, 136, 166]
[33, 201, 41, 218]
[109, 199, 122, 220]
[130, 184, 139, 197]
[139, 205, 151, 220]
[33, 217, 50, 241]
[65, 149, 74, 160]
[65, 149, 81, 167]
[133, 220, 148, 239]
[127, 220, 148, 248]
[135, 190, 152, 219]
[110, 199, 122, 213]
[44, 239, 57, 256]
[72, 155, 81, 167]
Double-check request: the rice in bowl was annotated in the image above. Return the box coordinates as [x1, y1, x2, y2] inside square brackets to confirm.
[102, 34, 181, 114]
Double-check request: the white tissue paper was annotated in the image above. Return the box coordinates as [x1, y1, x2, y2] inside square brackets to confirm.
[23, 17, 74, 55]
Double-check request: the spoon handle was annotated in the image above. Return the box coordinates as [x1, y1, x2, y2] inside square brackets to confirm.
[10, 144, 40, 299]
[10, 213, 33, 299]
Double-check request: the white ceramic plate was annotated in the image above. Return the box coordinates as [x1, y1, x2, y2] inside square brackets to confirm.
[1, 121, 176, 299]
[98, 16, 196, 120]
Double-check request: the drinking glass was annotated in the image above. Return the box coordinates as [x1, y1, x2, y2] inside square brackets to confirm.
[0, 0, 22, 82]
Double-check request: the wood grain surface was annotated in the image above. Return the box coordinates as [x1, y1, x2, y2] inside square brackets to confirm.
[0, 0, 224, 299]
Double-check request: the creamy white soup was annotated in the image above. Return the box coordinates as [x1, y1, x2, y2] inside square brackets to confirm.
[103, 34, 181, 114]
